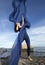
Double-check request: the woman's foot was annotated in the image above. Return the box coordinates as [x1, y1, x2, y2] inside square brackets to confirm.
[28, 56, 33, 61]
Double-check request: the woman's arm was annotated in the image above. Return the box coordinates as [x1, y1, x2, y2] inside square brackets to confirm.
[22, 16, 24, 26]
[15, 16, 25, 30]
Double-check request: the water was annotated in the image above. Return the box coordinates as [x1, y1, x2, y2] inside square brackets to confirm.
[34, 47, 45, 56]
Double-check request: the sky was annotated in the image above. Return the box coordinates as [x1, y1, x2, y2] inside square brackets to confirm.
[0, 0, 45, 48]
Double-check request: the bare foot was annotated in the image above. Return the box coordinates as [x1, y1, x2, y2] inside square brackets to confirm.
[28, 56, 33, 61]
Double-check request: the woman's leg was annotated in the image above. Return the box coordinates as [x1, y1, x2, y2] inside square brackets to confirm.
[25, 32, 30, 56]
[25, 32, 33, 61]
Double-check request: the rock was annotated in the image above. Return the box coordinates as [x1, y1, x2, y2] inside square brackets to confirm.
[0, 60, 2, 65]
[18, 59, 27, 65]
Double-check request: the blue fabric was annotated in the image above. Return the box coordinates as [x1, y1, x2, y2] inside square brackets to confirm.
[10, 25, 30, 65]
[23, 18, 30, 28]
[9, 0, 30, 28]
[9, 0, 26, 23]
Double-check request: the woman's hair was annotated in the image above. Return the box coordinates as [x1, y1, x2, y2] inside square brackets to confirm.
[14, 23, 21, 32]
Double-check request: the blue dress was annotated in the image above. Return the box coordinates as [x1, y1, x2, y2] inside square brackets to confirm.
[10, 23, 30, 65]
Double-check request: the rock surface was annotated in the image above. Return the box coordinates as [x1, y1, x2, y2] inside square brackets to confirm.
[0, 49, 45, 65]
[0, 52, 45, 65]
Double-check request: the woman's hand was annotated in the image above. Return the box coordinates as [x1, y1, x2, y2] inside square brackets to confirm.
[16, 23, 22, 31]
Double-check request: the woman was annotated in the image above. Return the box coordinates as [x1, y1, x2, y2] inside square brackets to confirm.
[10, 16, 32, 65]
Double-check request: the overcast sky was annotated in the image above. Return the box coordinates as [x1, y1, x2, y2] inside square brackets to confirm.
[0, 0, 45, 48]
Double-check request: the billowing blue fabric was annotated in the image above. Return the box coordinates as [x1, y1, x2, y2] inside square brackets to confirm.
[10, 25, 30, 65]
[10, 36, 20, 65]
[9, 0, 26, 24]
[9, 0, 30, 29]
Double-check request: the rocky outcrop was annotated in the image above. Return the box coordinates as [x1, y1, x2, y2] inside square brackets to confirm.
[0, 48, 45, 65]
[0, 51, 45, 65]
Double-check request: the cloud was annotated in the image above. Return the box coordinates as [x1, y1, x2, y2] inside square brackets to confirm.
[0, 32, 18, 48]
[27, 26, 45, 47]
[0, 18, 45, 48]
[30, 26, 45, 35]
[0, 26, 45, 48]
